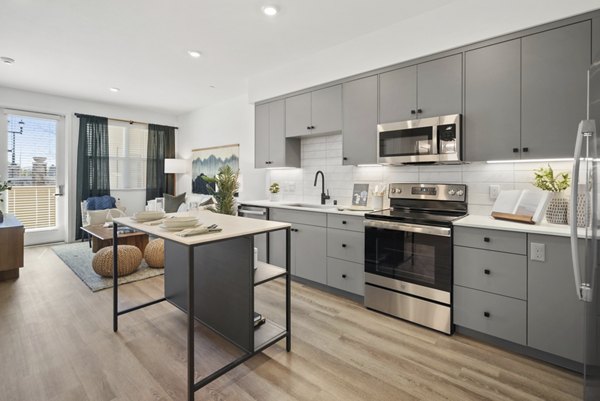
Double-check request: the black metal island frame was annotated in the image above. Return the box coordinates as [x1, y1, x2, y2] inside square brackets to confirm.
[111, 211, 292, 401]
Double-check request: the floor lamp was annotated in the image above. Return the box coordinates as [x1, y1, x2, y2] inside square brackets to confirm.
[164, 158, 190, 195]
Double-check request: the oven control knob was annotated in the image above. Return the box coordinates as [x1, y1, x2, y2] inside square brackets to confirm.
[448, 189, 456, 196]
[391, 188, 397, 194]
[456, 190, 464, 196]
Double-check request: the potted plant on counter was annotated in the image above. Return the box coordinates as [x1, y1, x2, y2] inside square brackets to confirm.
[269, 182, 280, 202]
[0, 176, 11, 223]
[533, 165, 570, 224]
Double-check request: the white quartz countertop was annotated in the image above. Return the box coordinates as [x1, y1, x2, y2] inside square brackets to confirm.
[114, 210, 290, 246]
[454, 214, 592, 239]
[239, 200, 369, 217]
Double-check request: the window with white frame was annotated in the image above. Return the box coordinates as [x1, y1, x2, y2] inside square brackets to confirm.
[108, 121, 148, 189]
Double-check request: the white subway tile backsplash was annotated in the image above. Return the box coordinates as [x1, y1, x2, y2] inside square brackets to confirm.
[264, 133, 573, 213]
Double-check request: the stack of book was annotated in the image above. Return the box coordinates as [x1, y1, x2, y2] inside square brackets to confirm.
[253, 312, 266, 327]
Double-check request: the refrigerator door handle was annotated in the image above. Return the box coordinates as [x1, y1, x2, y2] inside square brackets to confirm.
[571, 127, 584, 301]
[571, 120, 597, 302]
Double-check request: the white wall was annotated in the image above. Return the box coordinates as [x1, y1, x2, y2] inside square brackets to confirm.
[0, 85, 178, 242]
[175, 95, 266, 201]
[248, 0, 600, 102]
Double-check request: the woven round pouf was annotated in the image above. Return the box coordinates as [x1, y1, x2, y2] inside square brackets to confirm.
[92, 245, 142, 277]
[144, 238, 164, 268]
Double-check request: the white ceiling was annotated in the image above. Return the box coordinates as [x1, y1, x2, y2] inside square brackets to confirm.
[0, 0, 455, 115]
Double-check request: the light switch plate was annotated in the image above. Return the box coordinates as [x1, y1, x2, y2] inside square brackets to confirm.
[489, 185, 500, 200]
[530, 242, 545, 262]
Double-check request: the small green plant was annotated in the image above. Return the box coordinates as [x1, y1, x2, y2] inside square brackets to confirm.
[269, 182, 280, 194]
[202, 165, 239, 215]
[0, 175, 11, 204]
[533, 164, 570, 192]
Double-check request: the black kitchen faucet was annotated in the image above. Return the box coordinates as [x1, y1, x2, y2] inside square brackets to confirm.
[313, 170, 330, 205]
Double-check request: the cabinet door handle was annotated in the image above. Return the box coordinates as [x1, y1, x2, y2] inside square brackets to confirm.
[307, 126, 311, 130]
[484, 312, 490, 318]
[311, 126, 315, 129]
[522, 147, 529, 153]
[484, 269, 491, 275]
[483, 237, 490, 243]
[342, 244, 347, 248]
[513, 148, 519, 153]
[342, 274, 347, 279]
[343, 157, 348, 161]
[342, 220, 347, 224]
[417, 108, 423, 114]
[410, 110, 416, 115]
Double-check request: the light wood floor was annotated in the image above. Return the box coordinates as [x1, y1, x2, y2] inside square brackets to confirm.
[0, 245, 583, 401]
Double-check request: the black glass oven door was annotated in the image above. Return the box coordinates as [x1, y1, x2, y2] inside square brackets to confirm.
[365, 226, 451, 292]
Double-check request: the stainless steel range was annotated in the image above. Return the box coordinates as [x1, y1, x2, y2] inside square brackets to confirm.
[364, 183, 467, 334]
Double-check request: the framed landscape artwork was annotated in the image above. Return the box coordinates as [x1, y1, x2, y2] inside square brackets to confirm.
[191, 144, 240, 194]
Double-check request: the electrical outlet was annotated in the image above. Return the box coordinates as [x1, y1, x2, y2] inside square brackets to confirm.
[530, 242, 546, 262]
[489, 185, 500, 200]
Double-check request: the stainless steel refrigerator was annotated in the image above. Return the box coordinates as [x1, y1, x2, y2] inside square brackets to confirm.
[571, 60, 600, 401]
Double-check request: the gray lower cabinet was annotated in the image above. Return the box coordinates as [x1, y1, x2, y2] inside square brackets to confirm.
[342, 75, 378, 165]
[286, 85, 342, 138]
[379, 54, 462, 122]
[254, 100, 300, 168]
[327, 228, 364, 264]
[528, 234, 584, 362]
[269, 208, 365, 295]
[454, 286, 527, 345]
[521, 21, 591, 159]
[465, 39, 521, 161]
[454, 226, 586, 363]
[327, 258, 364, 296]
[454, 246, 526, 300]
[269, 208, 327, 284]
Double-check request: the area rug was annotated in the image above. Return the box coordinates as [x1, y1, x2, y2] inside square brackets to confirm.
[52, 242, 164, 292]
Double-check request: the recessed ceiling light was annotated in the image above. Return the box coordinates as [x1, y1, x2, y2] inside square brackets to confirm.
[209, 85, 216, 89]
[1, 57, 15, 65]
[109, 87, 120, 92]
[262, 5, 279, 16]
[187, 50, 202, 58]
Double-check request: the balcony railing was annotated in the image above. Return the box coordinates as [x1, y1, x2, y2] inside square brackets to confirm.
[6, 186, 56, 229]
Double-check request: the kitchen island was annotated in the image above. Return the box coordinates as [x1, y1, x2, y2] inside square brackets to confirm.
[112, 211, 291, 401]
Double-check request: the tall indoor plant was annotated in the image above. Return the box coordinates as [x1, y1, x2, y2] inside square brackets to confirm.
[203, 165, 240, 215]
[0, 176, 11, 223]
[533, 165, 570, 224]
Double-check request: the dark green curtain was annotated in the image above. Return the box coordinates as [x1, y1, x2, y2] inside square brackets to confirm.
[75, 115, 110, 239]
[146, 124, 175, 200]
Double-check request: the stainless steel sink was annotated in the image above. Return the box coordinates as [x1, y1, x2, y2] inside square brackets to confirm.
[283, 202, 337, 210]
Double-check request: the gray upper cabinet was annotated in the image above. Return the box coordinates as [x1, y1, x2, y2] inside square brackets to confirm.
[417, 54, 463, 119]
[379, 66, 417, 123]
[342, 75, 378, 165]
[521, 21, 591, 159]
[285, 92, 311, 138]
[379, 54, 462, 123]
[528, 235, 585, 362]
[286, 85, 342, 138]
[254, 100, 300, 168]
[465, 39, 521, 161]
[254, 103, 270, 169]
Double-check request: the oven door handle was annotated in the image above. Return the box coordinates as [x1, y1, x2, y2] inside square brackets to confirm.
[364, 220, 451, 237]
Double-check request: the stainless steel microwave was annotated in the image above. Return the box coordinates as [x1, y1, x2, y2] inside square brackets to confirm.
[377, 114, 461, 165]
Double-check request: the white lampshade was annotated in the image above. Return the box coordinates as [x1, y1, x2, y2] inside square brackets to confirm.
[164, 158, 189, 174]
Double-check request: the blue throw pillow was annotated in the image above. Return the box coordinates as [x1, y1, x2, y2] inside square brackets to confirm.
[87, 195, 116, 210]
